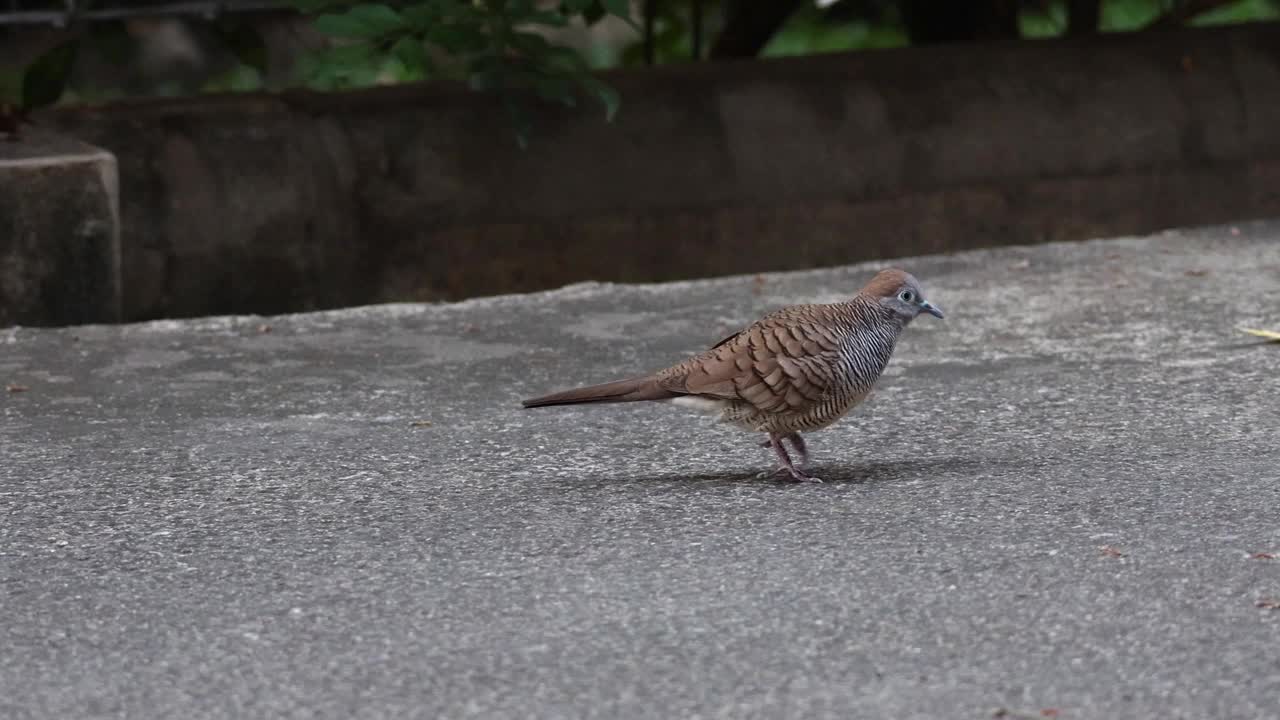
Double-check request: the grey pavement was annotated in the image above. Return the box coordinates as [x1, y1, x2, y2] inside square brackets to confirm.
[2, 224, 1279, 719]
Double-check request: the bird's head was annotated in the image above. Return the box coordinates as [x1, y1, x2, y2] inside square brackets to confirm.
[861, 268, 945, 323]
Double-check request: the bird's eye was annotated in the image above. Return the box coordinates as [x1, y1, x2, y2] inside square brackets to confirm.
[899, 291, 915, 303]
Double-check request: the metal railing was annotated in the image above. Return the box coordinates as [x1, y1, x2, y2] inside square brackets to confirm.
[0, 0, 286, 26]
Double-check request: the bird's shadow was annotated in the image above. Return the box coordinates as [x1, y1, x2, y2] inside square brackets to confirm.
[1216, 339, 1280, 353]
[570, 455, 993, 490]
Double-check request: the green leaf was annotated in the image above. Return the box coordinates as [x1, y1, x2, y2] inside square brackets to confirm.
[314, 14, 369, 37]
[390, 36, 432, 76]
[401, 3, 442, 30]
[513, 69, 576, 107]
[306, 40, 380, 85]
[443, 0, 490, 24]
[331, 42, 379, 65]
[426, 23, 489, 54]
[538, 45, 590, 73]
[315, 4, 405, 38]
[22, 39, 79, 110]
[297, 49, 338, 90]
[600, 0, 640, 30]
[201, 63, 264, 93]
[560, 0, 595, 12]
[347, 3, 406, 31]
[577, 74, 619, 121]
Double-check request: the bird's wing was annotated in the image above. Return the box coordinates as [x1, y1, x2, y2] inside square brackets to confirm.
[709, 330, 740, 349]
[658, 308, 842, 414]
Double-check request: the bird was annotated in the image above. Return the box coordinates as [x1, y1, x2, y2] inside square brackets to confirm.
[521, 268, 944, 482]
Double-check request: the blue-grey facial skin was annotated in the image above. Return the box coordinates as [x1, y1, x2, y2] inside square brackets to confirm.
[879, 280, 944, 322]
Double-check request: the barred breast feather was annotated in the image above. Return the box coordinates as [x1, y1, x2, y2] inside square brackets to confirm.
[653, 298, 903, 433]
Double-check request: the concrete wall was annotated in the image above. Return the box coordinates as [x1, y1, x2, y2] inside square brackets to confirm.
[18, 22, 1280, 323]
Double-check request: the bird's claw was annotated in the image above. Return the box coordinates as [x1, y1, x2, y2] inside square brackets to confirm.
[758, 433, 819, 481]
[757, 468, 823, 483]
[785, 469, 823, 483]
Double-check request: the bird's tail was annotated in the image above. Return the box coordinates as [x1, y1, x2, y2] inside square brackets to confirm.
[521, 376, 676, 408]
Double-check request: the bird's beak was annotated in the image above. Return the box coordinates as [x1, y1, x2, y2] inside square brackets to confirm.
[920, 301, 944, 319]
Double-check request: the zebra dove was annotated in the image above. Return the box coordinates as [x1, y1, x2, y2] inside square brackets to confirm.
[521, 268, 944, 482]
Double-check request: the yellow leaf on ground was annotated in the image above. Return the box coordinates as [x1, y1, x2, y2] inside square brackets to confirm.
[1239, 328, 1280, 341]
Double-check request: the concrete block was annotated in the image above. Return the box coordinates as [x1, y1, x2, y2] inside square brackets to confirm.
[0, 130, 121, 327]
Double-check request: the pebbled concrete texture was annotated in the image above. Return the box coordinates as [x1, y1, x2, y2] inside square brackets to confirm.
[2, 224, 1279, 719]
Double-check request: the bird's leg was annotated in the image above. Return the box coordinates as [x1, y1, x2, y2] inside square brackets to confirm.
[758, 433, 810, 468]
[786, 433, 809, 468]
[767, 432, 822, 483]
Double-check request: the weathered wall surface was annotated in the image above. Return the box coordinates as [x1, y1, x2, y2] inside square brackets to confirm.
[33, 22, 1280, 322]
[0, 131, 121, 327]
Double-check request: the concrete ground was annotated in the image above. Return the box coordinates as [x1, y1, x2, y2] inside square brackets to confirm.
[2, 223, 1278, 719]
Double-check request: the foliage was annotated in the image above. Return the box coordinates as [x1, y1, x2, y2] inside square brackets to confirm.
[290, 0, 634, 145]
[760, 3, 909, 57]
[1019, 0, 1280, 35]
[5, 0, 1280, 142]
[1184, 0, 1280, 25]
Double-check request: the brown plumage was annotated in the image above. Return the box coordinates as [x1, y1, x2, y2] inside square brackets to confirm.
[522, 268, 944, 482]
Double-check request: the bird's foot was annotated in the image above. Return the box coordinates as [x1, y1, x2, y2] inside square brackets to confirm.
[758, 436, 811, 468]
[759, 433, 820, 482]
[757, 467, 823, 483]
[784, 468, 823, 483]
